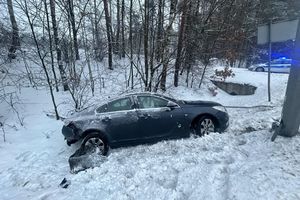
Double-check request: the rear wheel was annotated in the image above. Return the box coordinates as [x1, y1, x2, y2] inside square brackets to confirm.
[195, 116, 216, 136]
[82, 133, 109, 156]
[255, 67, 264, 72]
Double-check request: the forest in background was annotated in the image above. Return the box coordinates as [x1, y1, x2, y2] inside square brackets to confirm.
[0, 0, 300, 120]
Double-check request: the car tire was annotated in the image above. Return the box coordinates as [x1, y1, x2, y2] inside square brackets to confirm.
[255, 67, 264, 72]
[195, 116, 216, 136]
[82, 133, 109, 156]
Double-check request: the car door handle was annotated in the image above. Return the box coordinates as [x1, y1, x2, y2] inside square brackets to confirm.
[102, 116, 111, 122]
[140, 113, 150, 119]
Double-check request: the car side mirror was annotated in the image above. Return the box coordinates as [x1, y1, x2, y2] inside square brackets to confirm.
[167, 101, 178, 109]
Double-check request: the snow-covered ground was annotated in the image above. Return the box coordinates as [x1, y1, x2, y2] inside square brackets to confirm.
[1, 65, 300, 200]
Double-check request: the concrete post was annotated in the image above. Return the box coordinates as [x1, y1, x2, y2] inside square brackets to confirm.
[275, 19, 300, 138]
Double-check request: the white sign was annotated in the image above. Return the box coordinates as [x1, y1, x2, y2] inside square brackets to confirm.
[257, 19, 299, 44]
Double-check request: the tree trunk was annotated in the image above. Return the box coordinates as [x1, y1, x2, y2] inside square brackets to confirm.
[44, 0, 59, 92]
[143, 0, 149, 90]
[82, 18, 95, 96]
[67, 0, 80, 60]
[148, 0, 157, 92]
[116, 0, 121, 57]
[7, 0, 20, 59]
[174, 0, 188, 87]
[103, 0, 113, 70]
[160, 0, 177, 91]
[93, 0, 103, 61]
[128, 0, 134, 89]
[155, 0, 164, 62]
[50, 0, 69, 91]
[121, 0, 126, 58]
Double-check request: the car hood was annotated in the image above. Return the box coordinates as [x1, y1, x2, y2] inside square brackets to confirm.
[183, 100, 221, 107]
[253, 63, 267, 67]
[249, 63, 267, 69]
[257, 63, 267, 67]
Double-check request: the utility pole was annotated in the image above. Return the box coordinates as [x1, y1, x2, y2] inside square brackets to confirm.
[272, 19, 300, 141]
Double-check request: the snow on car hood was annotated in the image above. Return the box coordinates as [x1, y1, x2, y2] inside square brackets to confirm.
[257, 63, 267, 67]
[249, 63, 267, 69]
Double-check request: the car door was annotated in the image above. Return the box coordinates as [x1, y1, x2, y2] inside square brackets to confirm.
[135, 95, 188, 141]
[270, 60, 282, 73]
[96, 97, 139, 143]
[271, 59, 290, 73]
[282, 59, 292, 73]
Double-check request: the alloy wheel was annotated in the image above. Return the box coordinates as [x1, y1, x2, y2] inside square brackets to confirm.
[200, 118, 215, 135]
[85, 137, 105, 154]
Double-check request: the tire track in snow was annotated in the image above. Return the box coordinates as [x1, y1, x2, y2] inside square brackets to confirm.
[205, 153, 235, 200]
[203, 134, 249, 200]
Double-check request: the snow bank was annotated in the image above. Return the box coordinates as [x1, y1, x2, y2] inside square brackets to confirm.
[1, 67, 299, 200]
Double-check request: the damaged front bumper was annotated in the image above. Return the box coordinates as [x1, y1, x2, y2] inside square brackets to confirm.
[215, 111, 229, 132]
[62, 125, 80, 145]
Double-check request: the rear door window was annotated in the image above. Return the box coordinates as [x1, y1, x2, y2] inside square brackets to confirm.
[137, 96, 168, 109]
[282, 59, 292, 64]
[271, 60, 281, 64]
[96, 97, 132, 113]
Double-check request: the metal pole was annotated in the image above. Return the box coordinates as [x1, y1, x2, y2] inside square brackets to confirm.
[272, 19, 300, 140]
[268, 21, 272, 102]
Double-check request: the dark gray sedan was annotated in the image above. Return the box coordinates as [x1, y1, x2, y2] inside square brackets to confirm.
[62, 93, 229, 155]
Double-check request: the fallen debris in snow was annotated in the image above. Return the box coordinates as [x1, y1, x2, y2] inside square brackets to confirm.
[69, 144, 107, 173]
[59, 178, 71, 189]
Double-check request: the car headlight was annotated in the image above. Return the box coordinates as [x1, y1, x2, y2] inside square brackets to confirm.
[213, 106, 227, 113]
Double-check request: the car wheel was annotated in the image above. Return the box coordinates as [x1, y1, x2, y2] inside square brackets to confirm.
[255, 67, 264, 72]
[82, 133, 109, 156]
[195, 116, 216, 136]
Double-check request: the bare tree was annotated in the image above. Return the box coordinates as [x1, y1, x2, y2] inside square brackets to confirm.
[7, 0, 20, 59]
[82, 15, 95, 96]
[44, 0, 59, 92]
[174, 0, 188, 87]
[155, 0, 164, 62]
[128, 0, 134, 89]
[67, 0, 80, 60]
[116, 0, 121, 57]
[143, 0, 150, 90]
[160, 0, 177, 91]
[50, 0, 69, 91]
[20, 0, 60, 119]
[103, 0, 113, 70]
[121, 0, 125, 58]
[92, 0, 104, 61]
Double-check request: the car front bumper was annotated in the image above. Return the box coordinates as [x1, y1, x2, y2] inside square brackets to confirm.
[215, 111, 229, 132]
[62, 125, 80, 145]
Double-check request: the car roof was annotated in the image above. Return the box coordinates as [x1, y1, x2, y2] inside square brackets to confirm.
[93, 92, 178, 111]
[124, 92, 177, 101]
[273, 58, 292, 61]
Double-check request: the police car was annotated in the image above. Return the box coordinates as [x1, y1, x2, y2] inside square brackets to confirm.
[248, 58, 291, 73]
